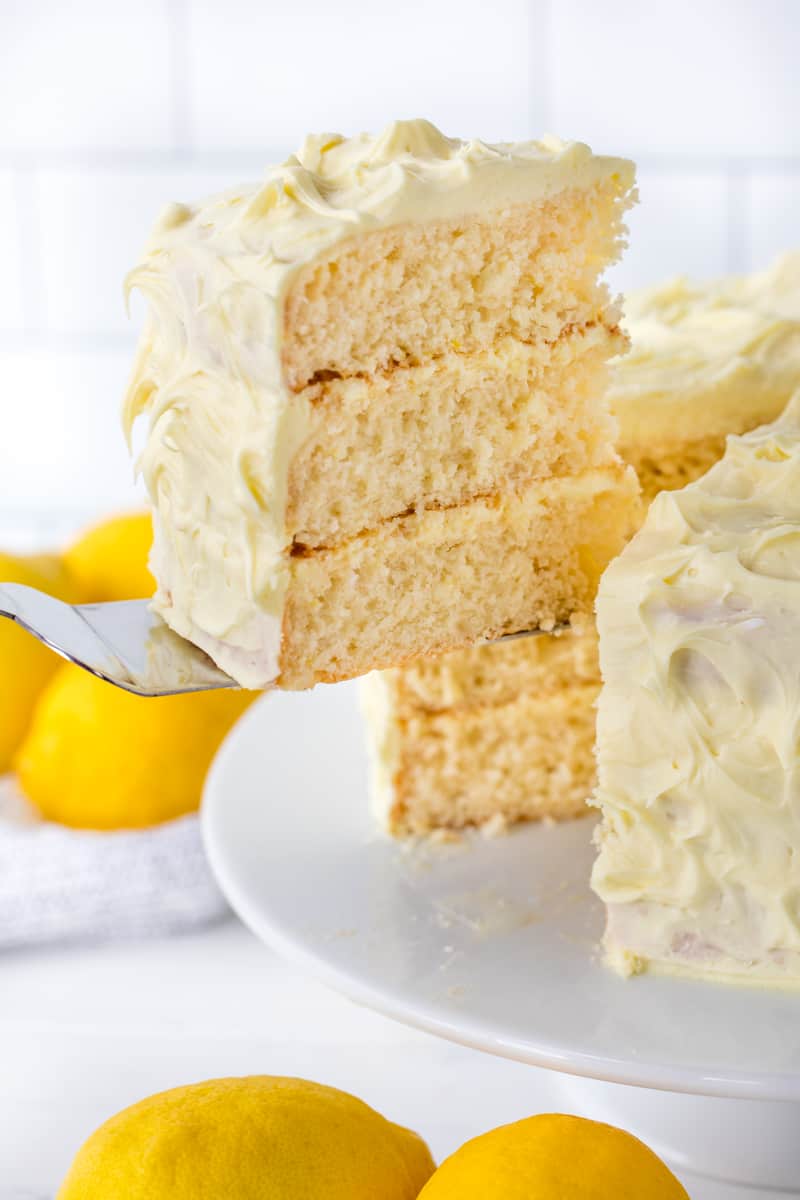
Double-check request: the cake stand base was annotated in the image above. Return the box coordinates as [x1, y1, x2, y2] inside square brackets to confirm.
[556, 1075, 800, 1192]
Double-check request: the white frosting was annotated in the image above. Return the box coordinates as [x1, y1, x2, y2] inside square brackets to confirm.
[123, 119, 633, 688]
[359, 671, 399, 828]
[611, 252, 800, 449]
[592, 393, 800, 982]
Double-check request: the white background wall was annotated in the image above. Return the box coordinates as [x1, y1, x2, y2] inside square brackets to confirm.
[1, 0, 799, 544]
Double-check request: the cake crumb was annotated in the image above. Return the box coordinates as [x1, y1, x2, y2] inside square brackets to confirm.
[428, 828, 464, 846]
[480, 813, 510, 838]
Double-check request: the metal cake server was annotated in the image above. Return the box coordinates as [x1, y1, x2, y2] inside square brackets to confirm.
[0, 582, 564, 697]
[0, 583, 235, 697]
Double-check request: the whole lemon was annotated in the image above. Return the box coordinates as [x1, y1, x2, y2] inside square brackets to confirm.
[57, 1076, 435, 1200]
[419, 1113, 687, 1199]
[63, 511, 154, 601]
[0, 551, 79, 772]
[15, 664, 255, 829]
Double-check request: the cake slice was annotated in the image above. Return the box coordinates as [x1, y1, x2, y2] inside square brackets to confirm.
[124, 119, 637, 690]
[364, 253, 800, 836]
[592, 394, 800, 983]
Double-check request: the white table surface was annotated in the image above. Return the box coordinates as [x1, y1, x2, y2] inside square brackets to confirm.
[0, 915, 776, 1199]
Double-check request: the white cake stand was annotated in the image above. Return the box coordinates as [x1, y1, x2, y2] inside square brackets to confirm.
[203, 683, 800, 1193]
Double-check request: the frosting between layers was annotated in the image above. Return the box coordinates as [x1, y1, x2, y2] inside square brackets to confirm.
[359, 671, 399, 828]
[123, 119, 633, 688]
[592, 393, 800, 980]
[610, 252, 800, 449]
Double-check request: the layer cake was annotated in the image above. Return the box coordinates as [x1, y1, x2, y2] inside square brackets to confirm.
[124, 120, 637, 690]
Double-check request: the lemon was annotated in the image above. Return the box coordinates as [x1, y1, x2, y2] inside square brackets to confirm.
[0, 551, 79, 772]
[57, 1075, 435, 1200]
[15, 664, 255, 829]
[419, 1114, 687, 1199]
[63, 511, 154, 601]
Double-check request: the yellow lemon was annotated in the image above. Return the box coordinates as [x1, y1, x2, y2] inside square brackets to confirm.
[0, 551, 79, 772]
[15, 664, 255, 829]
[57, 1075, 436, 1200]
[419, 1114, 688, 1199]
[63, 511, 154, 601]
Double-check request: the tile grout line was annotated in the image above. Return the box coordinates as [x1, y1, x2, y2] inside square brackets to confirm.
[0, 332, 137, 353]
[12, 168, 46, 335]
[0, 150, 277, 171]
[725, 163, 749, 274]
[531, 0, 551, 133]
[0, 147, 798, 172]
[167, 0, 194, 153]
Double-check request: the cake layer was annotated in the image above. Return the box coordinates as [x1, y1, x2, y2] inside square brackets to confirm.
[283, 175, 633, 388]
[363, 675, 600, 835]
[290, 328, 623, 547]
[278, 464, 638, 690]
[384, 622, 600, 715]
[622, 434, 728, 502]
[592, 395, 800, 983]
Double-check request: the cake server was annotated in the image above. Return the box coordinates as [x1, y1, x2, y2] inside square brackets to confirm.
[0, 582, 565, 697]
[0, 584, 234, 697]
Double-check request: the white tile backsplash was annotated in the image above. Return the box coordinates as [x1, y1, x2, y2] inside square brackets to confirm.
[2, 0, 800, 524]
[550, 0, 800, 159]
[743, 171, 800, 272]
[37, 165, 258, 337]
[0, 348, 143, 517]
[0, 0, 174, 153]
[608, 168, 732, 295]
[0, 171, 26, 331]
[186, 0, 541, 152]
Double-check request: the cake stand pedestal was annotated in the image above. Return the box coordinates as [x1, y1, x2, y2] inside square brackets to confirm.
[203, 683, 800, 1193]
[556, 1079, 799, 1191]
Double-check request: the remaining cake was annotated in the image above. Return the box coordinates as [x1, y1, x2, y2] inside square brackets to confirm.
[365, 253, 800, 836]
[123, 119, 637, 690]
[615, 251, 800, 499]
[592, 395, 800, 983]
[362, 619, 600, 833]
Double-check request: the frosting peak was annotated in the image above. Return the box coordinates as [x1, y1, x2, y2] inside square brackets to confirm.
[297, 118, 460, 172]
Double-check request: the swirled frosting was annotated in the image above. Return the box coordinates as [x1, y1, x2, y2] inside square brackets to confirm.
[610, 252, 800, 449]
[593, 392, 800, 982]
[122, 119, 633, 688]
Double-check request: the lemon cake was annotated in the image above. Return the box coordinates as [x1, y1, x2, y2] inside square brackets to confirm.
[123, 119, 637, 690]
[365, 254, 800, 836]
[592, 396, 800, 983]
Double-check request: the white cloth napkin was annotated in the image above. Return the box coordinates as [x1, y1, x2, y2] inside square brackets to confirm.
[0, 778, 229, 948]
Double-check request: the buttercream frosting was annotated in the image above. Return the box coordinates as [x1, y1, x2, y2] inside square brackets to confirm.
[593, 392, 800, 982]
[123, 119, 633, 688]
[610, 252, 800, 449]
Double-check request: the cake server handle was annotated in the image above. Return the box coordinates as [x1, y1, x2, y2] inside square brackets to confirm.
[0, 583, 236, 697]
